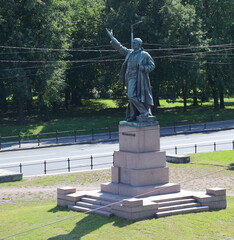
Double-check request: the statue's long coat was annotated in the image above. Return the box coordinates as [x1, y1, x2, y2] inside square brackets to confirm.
[111, 37, 155, 106]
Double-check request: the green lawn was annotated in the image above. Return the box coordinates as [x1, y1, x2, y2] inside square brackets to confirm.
[0, 151, 233, 240]
[0, 98, 233, 138]
[190, 150, 234, 166]
[0, 198, 233, 240]
[0, 169, 111, 189]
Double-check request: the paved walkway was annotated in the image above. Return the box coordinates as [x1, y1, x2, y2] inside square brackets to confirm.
[0, 120, 233, 152]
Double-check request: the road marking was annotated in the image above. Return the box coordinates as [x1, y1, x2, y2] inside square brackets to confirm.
[68, 146, 118, 153]
[161, 138, 234, 148]
[161, 132, 234, 143]
[0, 153, 55, 161]
[0, 152, 114, 166]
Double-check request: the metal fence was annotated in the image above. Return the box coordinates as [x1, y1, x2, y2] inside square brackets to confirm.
[1, 120, 233, 151]
[0, 140, 233, 177]
[0, 126, 118, 150]
[163, 140, 234, 155]
[0, 153, 114, 176]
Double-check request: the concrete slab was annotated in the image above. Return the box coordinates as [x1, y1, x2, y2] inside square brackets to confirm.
[0, 169, 22, 183]
[101, 182, 181, 197]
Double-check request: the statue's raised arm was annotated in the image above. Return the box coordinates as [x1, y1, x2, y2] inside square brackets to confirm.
[106, 28, 114, 40]
[106, 28, 130, 56]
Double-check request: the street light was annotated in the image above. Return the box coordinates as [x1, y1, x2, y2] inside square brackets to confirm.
[131, 21, 143, 48]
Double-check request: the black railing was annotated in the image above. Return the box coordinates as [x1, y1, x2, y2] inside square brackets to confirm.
[0, 120, 233, 151]
[0, 140, 233, 176]
[0, 153, 114, 176]
[164, 140, 234, 155]
[0, 126, 118, 150]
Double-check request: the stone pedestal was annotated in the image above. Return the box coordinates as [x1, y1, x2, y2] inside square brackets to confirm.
[57, 118, 226, 220]
[101, 121, 180, 197]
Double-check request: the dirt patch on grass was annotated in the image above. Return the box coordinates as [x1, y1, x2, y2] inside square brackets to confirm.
[0, 165, 233, 206]
[169, 164, 234, 195]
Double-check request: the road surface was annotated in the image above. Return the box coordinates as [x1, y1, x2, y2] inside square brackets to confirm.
[0, 129, 233, 176]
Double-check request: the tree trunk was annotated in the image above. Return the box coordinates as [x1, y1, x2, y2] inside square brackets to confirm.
[71, 87, 83, 107]
[219, 91, 225, 109]
[183, 96, 187, 112]
[192, 89, 198, 106]
[182, 80, 188, 112]
[26, 88, 33, 114]
[206, 65, 219, 111]
[64, 88, 71, 108]
[17, 99, 25, 125]
[0, 82, 8, 112]
[42, 105, 50, 121]
[153, 96, 160, 113]
[212, 88, 219, 111]
[38, 95, 50, 121]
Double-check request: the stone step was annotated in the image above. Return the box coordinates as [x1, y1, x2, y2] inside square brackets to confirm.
[158, 198, 196, 207]
[158, 202, 201, 212]
[155, 206, 209, 218]
[154, 195, 193, 203]
[76, 201, 111, 211]
[85, 192, 126, 203]
[69, 205, 113, 217]
[81, 197, 113, 206]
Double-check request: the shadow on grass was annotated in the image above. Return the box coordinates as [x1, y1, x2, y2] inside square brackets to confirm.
[48, 214, 134, 240]
[228, 163, 234, 171]
[48, 206, 71, 213]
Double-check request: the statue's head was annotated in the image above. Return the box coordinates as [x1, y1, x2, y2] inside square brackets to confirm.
[132, 38, 142, 50]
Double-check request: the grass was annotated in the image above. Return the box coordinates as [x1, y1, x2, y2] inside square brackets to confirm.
[0, 151, 233, 190]
[0, 151, 234, 239]
[190, 150, 234, 166]
[0, 97, 233, 138]
[0, 198, 233, 240]
[0, 169, 111, 189]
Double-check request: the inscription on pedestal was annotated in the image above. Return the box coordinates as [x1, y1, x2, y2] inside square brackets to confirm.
[119, 125, 160, 152]
[122, 132, 136, 137]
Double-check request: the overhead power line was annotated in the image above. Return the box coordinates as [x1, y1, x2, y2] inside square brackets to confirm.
[0, 46, 232, 78]
[171, 59, 233, 65]
[0, 43, 233, 53]
[0, 47, 233, 64]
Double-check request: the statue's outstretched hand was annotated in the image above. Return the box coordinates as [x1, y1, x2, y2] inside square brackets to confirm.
[106, 28, 114, 39]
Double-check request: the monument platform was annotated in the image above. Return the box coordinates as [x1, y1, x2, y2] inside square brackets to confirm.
[57, 118, 226, 220]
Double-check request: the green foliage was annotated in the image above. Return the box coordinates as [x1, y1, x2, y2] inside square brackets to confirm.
[0, 97, 233, 137]
[111, 86, 128, 108]
[0, 0, 233, 123]
[0, 0, 73, 122]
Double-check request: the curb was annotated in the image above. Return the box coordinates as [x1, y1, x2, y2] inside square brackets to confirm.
[0, 126, 233, 153]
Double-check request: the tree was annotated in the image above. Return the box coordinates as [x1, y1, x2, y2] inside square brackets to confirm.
[66, 0, 106, 107]
[0, 0, 73, 122]
[187, 0, 234, 110]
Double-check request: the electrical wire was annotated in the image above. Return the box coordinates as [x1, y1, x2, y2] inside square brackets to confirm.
[0, 46, 232, 80]
[0, 46, 232, 63]
[0, 43, 233, 53]
[170, 58, 233, 65]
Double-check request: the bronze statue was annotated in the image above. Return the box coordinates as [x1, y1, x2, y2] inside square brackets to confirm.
[106, 29, 155, 122]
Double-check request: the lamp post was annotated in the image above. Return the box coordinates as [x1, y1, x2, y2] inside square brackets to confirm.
[131, 21, 143, 48]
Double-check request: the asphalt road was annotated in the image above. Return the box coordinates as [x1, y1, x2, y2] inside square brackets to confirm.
[1, 120, 233, 151]
[0, 129, 233, 177]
